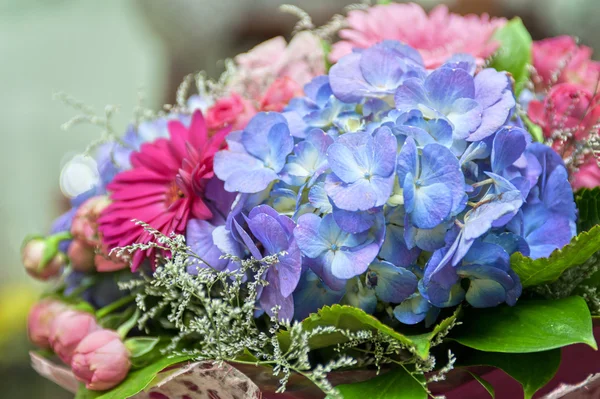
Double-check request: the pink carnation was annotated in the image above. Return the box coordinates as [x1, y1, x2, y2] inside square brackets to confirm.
[330, 3, 505, 69]
[533, 36, 600, 92]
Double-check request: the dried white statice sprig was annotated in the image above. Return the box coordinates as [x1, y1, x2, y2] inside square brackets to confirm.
[115, 222, 439, 397]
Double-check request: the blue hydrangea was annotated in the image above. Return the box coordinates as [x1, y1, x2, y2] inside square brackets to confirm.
[206, 39, 579, 325]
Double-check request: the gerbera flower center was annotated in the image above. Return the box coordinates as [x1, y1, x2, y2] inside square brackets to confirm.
[165, 180, 185, 206]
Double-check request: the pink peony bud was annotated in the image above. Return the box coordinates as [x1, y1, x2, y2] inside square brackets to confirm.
[22, 238, 65, 280]
[71, 196, 111, 247]
[205, 93, 256, 130]
[67, 239, 95, 272]
[49, 310, 99, 364]
[71, 329, 131, 391]
[259, 77, 303, 112]
[27, 300, 69, 349]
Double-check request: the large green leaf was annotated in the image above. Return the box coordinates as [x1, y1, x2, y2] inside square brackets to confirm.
[75, 355, 193, 399]
[465, 370, 495, 399]
[459, 349, 561, 399]
[511, 224, 600, 287]
[331, 367, 427, 399]
[575, 187, 600, 233]
[451, 296, 596, 353]
[278, 305, 458, 360]
[489, 18, 532, 95]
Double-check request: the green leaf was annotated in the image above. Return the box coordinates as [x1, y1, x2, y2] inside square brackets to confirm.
[575, 187, 600, 233]
[459, 349, 560, 399]
[278, 305, 458, 360]
[75, 355, 193, 399]
[465, 370, 495, 398]
[331, 367, 427, 399]
[125, 337, 160, 358]
[511, 224, 600, 287]
[489, 18, 532, 95]
[521, 114, 544, 143]
[451, 296, 597, 352]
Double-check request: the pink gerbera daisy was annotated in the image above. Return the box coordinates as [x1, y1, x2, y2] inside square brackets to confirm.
[330, 3, 506, 69]
[98, 111, 229, 271]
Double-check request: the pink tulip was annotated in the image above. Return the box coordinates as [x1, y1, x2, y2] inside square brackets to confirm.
[27, 300, 69, 349]
[67, 239, 95, 272]
[22, 238, 65, 280]
[49, 310, 99, 364]
[533, 36, 600, 92]
[71, 196, 111, 247]
[71, 329, 131, 391]
[205, 93, 256, 130]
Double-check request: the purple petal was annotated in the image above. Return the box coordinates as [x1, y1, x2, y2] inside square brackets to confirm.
[329, 52, 373, 103]
[492, 127, 527, 173]
[425, 68, 475, 110]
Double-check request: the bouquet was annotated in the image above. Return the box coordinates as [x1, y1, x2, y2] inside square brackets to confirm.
[23, 2, 600, 398]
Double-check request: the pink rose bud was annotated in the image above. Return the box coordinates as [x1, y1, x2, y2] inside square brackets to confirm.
[71, 329, 131, 391]
[206, 93, 256, 130]
[528, 83, 600, 140]
[68, 239, 95, 272]
[259, 77, 302, 112]
[71, 196, 111, 247]
[533, 36, 600, 92]
[49, 310, 99, 364]
[573, 156, 600, 190]
[27, 300, 69, 349]
[22, 237, 65, 280]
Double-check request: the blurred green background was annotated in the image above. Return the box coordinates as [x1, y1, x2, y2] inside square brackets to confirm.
[1, 0, 597, 396]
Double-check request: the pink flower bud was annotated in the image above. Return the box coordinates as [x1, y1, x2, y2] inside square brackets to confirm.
[533, 36, 600, 92]
[67, 239, 95, 272]
[573, 156, 600, 190]
[49, 310, 99, 364]
[71, 196, 111, 247]
[71, 329, 131, 391]
[27, 300, 69, 349]
[22, 238, 65, 280]
[528, 83, 600, 141]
